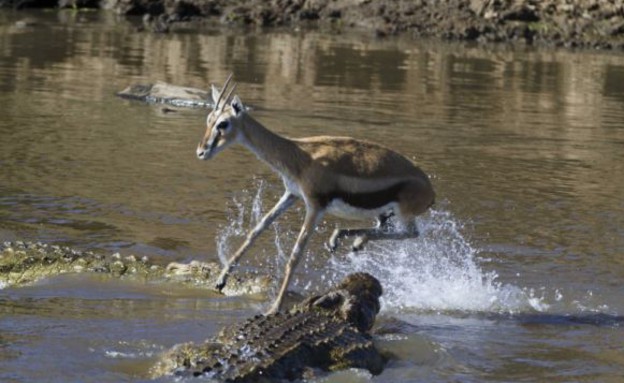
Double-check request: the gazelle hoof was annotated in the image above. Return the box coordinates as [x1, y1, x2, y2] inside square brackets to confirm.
[351, 235, 368, 252]
[326, 229, 341, 252]
[215, 273, 228, 292]
[264, 305, 279, 316]
[325, 241, 337, 253]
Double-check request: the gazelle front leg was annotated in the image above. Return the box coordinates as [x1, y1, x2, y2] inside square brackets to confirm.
[216, 192, 297, 291]
[265, 205, 322, 315]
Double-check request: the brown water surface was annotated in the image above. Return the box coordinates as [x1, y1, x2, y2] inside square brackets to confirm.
[1, 10, 624, 383]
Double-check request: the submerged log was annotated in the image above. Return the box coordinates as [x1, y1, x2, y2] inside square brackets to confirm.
[0, 241, 271, 296]
[153, 272, 386, 381]
[116, 81, 213, 108]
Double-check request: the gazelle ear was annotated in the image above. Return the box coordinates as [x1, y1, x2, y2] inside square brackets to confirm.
[211, 84, 220, 107]
[231, 95, 244, 116]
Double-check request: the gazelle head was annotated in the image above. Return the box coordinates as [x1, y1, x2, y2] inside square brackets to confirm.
[196, 74, 245, 160]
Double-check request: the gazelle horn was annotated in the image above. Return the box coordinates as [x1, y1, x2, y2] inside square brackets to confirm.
[214, 73, 233, 111]
[221, 82, 237, 109]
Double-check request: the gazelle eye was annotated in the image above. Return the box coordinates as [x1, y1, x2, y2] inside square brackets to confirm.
[216, 121, 229, 131]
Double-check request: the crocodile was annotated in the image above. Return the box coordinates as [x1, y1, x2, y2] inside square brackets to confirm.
[0, 241, 271, 296]
[116, 81, 213, 108]
[154, 272, 386, 381]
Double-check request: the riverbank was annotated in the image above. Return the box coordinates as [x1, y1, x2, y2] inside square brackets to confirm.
[2, 0, 624, 50]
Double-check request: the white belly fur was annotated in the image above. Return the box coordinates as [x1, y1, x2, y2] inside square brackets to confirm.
[325, 199, 397, 221]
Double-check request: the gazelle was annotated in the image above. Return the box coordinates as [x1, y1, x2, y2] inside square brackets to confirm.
[197, 75, 435, 314]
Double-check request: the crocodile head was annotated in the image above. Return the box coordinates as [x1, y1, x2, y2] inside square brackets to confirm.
[299, 272, 383, 332]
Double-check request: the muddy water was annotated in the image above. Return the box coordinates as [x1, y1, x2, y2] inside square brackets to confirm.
[1, 9, 624, 383]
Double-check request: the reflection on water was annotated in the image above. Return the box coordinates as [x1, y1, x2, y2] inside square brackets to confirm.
[1, 9, 624, 383]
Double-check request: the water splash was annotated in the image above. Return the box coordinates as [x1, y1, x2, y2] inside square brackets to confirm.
[215, 186, 550, 314]
[98, 340, 163, 359]
[215, 180, 289, 273]
[214, 180, 266, 266]
[328, 209, 542, 314]
[215, 196, 245, 266]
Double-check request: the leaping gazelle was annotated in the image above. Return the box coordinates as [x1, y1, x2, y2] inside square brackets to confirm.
[197, 75, 435, 314]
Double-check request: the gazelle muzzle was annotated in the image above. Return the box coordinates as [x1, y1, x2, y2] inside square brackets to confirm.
[196, 130, 220, 160]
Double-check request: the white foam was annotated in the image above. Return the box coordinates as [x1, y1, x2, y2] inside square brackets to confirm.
[328, 209, 542, 314]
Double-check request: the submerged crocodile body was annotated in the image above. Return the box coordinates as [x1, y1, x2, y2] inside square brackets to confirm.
[116, 81, 212, 108]
[0, 241, 271, 296]
[155, 272, 386, 381]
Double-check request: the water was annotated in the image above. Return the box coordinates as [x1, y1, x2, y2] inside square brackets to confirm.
[1, 9, 624, 382]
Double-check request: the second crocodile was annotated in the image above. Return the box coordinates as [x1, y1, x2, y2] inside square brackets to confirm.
[0, 241, 271, 296]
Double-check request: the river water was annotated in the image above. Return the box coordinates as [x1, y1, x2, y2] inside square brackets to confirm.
[1, 9, 624, 383]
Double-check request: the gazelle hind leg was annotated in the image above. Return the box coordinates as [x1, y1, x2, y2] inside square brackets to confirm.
[350, 221, 419, 251]
[326, 212, 399, 252]
[328, 225, 420, 252]
[326, 225, 380, 253]
[350, 212, 395, 251]
[326, 174, 432, 252]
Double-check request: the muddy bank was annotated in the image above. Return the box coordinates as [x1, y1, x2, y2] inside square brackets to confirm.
[3, 0, 624, 50]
